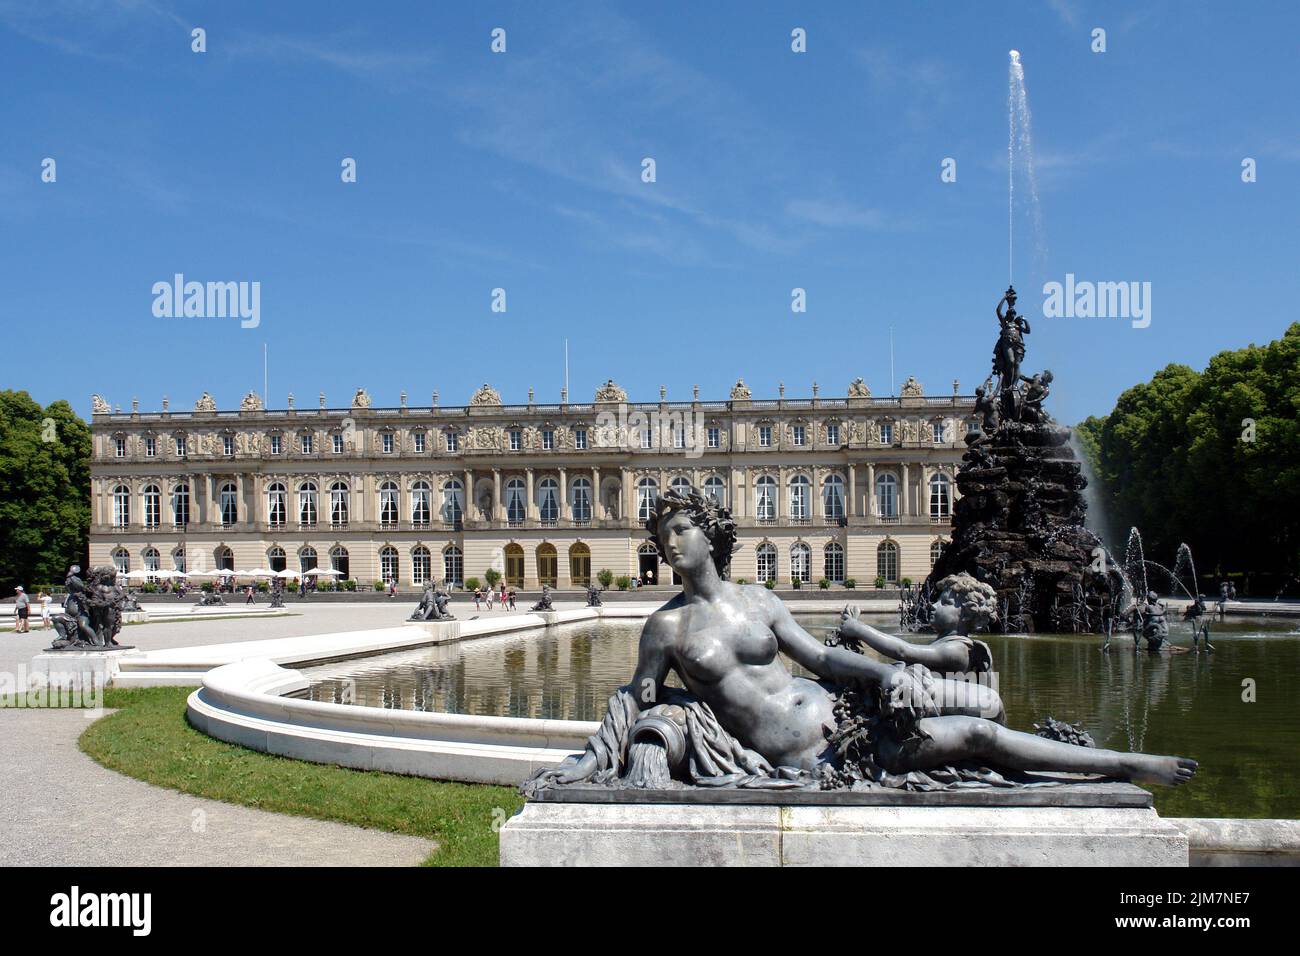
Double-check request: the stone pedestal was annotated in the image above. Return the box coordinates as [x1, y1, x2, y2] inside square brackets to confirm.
[500, 799, 1189, 867]
[29, 648, 138, 693]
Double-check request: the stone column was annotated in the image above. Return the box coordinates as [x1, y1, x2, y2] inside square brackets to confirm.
[866, 463, 876, 521]
[902, 463, 911, 517]
[621, 468, 632, 526]
[526, 468, 537, 520]
[493, 468, 502, 522]
[591, 466, 600, 520]
[559, 467, 568, 520]
[847, 465, 856, 518]
[463, 468, 473, 522]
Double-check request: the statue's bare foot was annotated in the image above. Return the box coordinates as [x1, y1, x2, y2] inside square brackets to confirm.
[1124, 754, 1198, 787]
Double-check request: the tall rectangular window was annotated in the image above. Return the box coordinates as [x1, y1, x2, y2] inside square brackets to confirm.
[446, 432, 459, 451]
[707, 427, 720, 448]
[144, 437, 156, 457]
[880, 423, 893, 445]
[826, 424, 840, 445]
[758, 426, 772, 447]
[223, 435, 234, 456]
[382, 433, 394, 454]
[574, 429, 587, 450]
[793, 425, 806, 446]
[270, 435, 282, 455]
[175, 437, 187, 457]
[510, 430, 522, 451]
[542, 430, 554, 450]
[114, 437, 126, 457]
[413, 432, 425, 453]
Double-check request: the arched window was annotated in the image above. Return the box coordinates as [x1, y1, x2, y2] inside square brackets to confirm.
[443, 546, 463, 586]
[268, 546, 287, 573]
[441, 479, 463, 525]
[537, 543, 557, 587]
[171, 547, 186, 573]
[171, 482, 190, 528]
[298, 546, 317, 574]
[756, 476, 777, 522]
[538, 478, 560, 524]
[298, 482, 318, 528]
[112, 484, 131, 528]
[670, 476, 691, 497]
[142, 484, 161, 529]
[329, 481, 349, 527]
[219, 481, 238, 526]
[411, 481, 432, 528]
[929, 472, 951, 520]
[329, 546, 349, 579]
[411, 545, 431, 585]
[112, 548, 130, 574]
[215, 546, 234, 571]
[790, 542, 811, 583]
[788, 475, 811, 523]
[637, 477, 659, 522]
[822, 474, 845, 520]
[569, 543, 591, 587]
[506, 478, 526, 524]
[379, 546, 399, 584]
[877, 540, 899, 584]
[824, 542, 845, 582]
[756, 543, 777, 583]
[570, 477, 592, 523]
[142, 547, 160, 573]
[703, 475, 726, 508]
[930, 539, 946, 568]
[379, 481, 399, 529]
[875, 473, 898, 519]
[266, 482, 287, 529]
[504, 544, 525, 587]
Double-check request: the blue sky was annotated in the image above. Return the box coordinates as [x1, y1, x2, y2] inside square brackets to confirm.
[3, 0, 1298, 423]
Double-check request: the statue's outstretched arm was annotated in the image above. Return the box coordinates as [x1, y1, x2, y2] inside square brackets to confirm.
[768, 593, 894, 688]
[838, 612, 969, 671]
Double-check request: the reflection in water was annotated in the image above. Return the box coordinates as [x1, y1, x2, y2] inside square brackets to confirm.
[295, 616, 1300, 819]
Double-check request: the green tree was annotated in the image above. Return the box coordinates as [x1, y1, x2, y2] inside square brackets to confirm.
[1078, 324, 1300, 589]
[0, 392, 92, 591]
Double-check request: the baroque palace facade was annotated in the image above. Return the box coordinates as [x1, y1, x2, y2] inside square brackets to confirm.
[88, 377, 977, 590]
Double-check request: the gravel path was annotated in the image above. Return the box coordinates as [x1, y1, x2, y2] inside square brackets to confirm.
[0, 707, 435, 867]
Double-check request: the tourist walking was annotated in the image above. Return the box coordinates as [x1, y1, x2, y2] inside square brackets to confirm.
[507, 587, 517, 610]
[499, 583, 507, 609]
[245, 585, 256, 605]
[38, 590, 52, 629]
[13, 586, 30, 633]
[473, 588, 482, 610]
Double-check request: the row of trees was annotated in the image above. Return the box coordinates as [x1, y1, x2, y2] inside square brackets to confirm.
[0, 391, 91, 593]
[1075, 323, 1300, 593]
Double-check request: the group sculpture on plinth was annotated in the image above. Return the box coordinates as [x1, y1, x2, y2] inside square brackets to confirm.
[524, 487, 1197, 797]
[49, 566, 131, 651]
[585, 583, 603, 608]
[530, 585, 555, 612]
[925, 286, 1117, 633]
[408, 583, 455, 622]
[269, 576, 286, 609]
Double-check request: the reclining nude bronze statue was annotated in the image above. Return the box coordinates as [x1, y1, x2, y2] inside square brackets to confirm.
[525, 487, 1197, 794]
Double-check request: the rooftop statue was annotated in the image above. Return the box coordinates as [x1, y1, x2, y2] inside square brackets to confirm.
[525, 488, 1197, 795]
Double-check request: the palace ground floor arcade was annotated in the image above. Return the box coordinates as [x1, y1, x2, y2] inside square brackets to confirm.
[90, 519, 953, 591]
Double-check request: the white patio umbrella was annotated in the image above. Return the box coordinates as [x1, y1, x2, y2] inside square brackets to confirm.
[120, 569, 151, 581]
[303, 566, 342, 576]
[243, 567, 278, 578]
[273, 568, 299, 579]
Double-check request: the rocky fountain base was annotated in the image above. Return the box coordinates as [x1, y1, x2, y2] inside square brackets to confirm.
[930, 421, 1110, 632]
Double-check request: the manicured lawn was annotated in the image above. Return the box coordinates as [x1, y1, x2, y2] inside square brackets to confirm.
[77, 687, 522, 866]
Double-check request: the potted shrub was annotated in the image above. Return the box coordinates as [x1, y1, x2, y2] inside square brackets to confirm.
[874, 575, 886, 590]
[344, 579, 357, 592]
[818, 578, 831, 590]
[735, 577, 748, 585]
[597, 568, 614, 590]
[844, 578, 857, 589]
[615, 575, 631, 591]
[901, 577, 913, 588]
[791, 578, 802, 590]
[764, 579, 776, 590]
[374, 580, 386, 591]
[485, 568, 502, 589]
[465, 577, 481, 592]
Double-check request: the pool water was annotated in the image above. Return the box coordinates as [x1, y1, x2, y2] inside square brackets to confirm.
[295, 614, 1300, 819]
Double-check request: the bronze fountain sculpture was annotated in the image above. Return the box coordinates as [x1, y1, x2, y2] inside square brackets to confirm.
[525, 487, 1197, 795]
